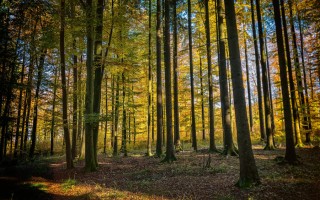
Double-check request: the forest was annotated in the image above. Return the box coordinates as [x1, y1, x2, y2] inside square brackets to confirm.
[0, 0, 319, 199]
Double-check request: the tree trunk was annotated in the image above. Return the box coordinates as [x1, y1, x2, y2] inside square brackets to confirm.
[84, 0, 96, 171]
[122, 73, 127, 156]
[288, 0, 310, 144]
[29, 50, 46, 159]
[113, 75, 120, 156]
[156, 0, 163, 157]
[92, 0, 104, 166]
[50, 66, 58, 156]
[205, 0, 216, 152]
[224, 0, 260, 187]
[244, 36, 253, 132]
[14, 49, 26, 157]
[218, 0, 237, 156]
[272, 0, 297, 164]
[147, 0, 152, 156]
[104, 75, 108, 154]
[296, 2, 312, 135]
[280, 0, 303, 147]
[250, 0, 265, 141]
[255, 0, 274, 149]
[71, 0, 78, 159]
[187, 0, 197, 151]
[173, 0, 181, 151]
[199, 53, 205, 141]
[60, 0, 73, 169]
[162, 0, 176, 163]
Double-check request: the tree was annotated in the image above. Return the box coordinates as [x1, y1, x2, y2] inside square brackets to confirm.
[288, 0, 310, 144]
[204, 0, 217, 152]
[244, 34, 253, 132]
[224, 0, 260, 186]
[217, 0, 237, 156]
[71, 0, 78, 160]
[84, 0, 97, 172]
[255, 0, 274, 149]
[173, 0, 181, 151]
[92, 0, 104, 166]
[156, 0, 163, 158]
[280, 0, 303, 147]
[162, 0, 176, 163]
[250, 0, 265, 141]
[147, 0, 152, 156]
[187, 0, 197, 151]
[60, 0, 73, 169]
[50, 66, 58, 156]
[271, 0, 297, 164]
[29, 50, 46, 158]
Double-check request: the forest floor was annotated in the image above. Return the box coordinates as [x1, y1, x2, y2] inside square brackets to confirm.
[0, 145, 319, 200]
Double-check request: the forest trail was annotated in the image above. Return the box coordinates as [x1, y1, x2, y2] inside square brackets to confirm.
[0, 146, 319, 200]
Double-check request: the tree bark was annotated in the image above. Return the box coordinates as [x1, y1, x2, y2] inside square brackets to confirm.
[147, 0, 152, 156]
[60, 0, 73, 169]
[173, 0, 181, 151]
[50, 66, 58, 156]
[29, 50, 46, 158]
[162, 0, 176, 162]
[187, 0, 197, 151]
[84, 0, 96, 171]
[280, 0, 303, 147]
[272, 0, 297, 164]
[255, 0, 274, 149]
[204, 0, 216, 151]
[217, 0, 237, 156]
[71, 0, 78, 159]
[250, 0, 265, 141]
[224, 0, 260, 187]
[156, 0, 163, 157]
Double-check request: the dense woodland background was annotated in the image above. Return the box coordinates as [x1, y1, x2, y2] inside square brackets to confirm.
[0, 0, 320, 196]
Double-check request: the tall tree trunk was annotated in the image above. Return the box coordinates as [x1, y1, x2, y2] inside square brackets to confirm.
[50, 66, 58, 156]
[84, 0, 96, 171]
[199, 53, 205, 141]
[288, 0, 309, 144]
[156, 0, 163, 157]
[173, 0, 181, 151]
[205, 0, 216, 152]
[71, 0, 78, 159]
[187, 0, 197, 151]
[14, 49, 26, 157]
[122, 73, 127, 156]
[111, 76, 115, 147]
[280, 0, 303, 147]
[147, 0, 152, 156]
[113, 75, 120, 156]
[272, 0, 297, 164]
[255, 0, 273, 149]
[264, 36, 276, 136]
[244, 36, 253, 132]
[92, 0, 104, 166]
[296, 2, 312, 134]
[104, 75, 108, 154]
[250, 0, 265, 141]
[60, 0, 73, 169]
[29, 50, 46, 158]
[162, 0, 176, 162]
[217, 0, 237, 156]
[224, 0, 260, 187]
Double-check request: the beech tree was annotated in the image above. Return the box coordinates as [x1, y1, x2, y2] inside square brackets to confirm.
[224, 0, 260, 186]
[272, 0, 297, 164]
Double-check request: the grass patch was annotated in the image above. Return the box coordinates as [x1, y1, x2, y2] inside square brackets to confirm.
[29, 182, 48, 191]
[61, 178, 77, 190]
